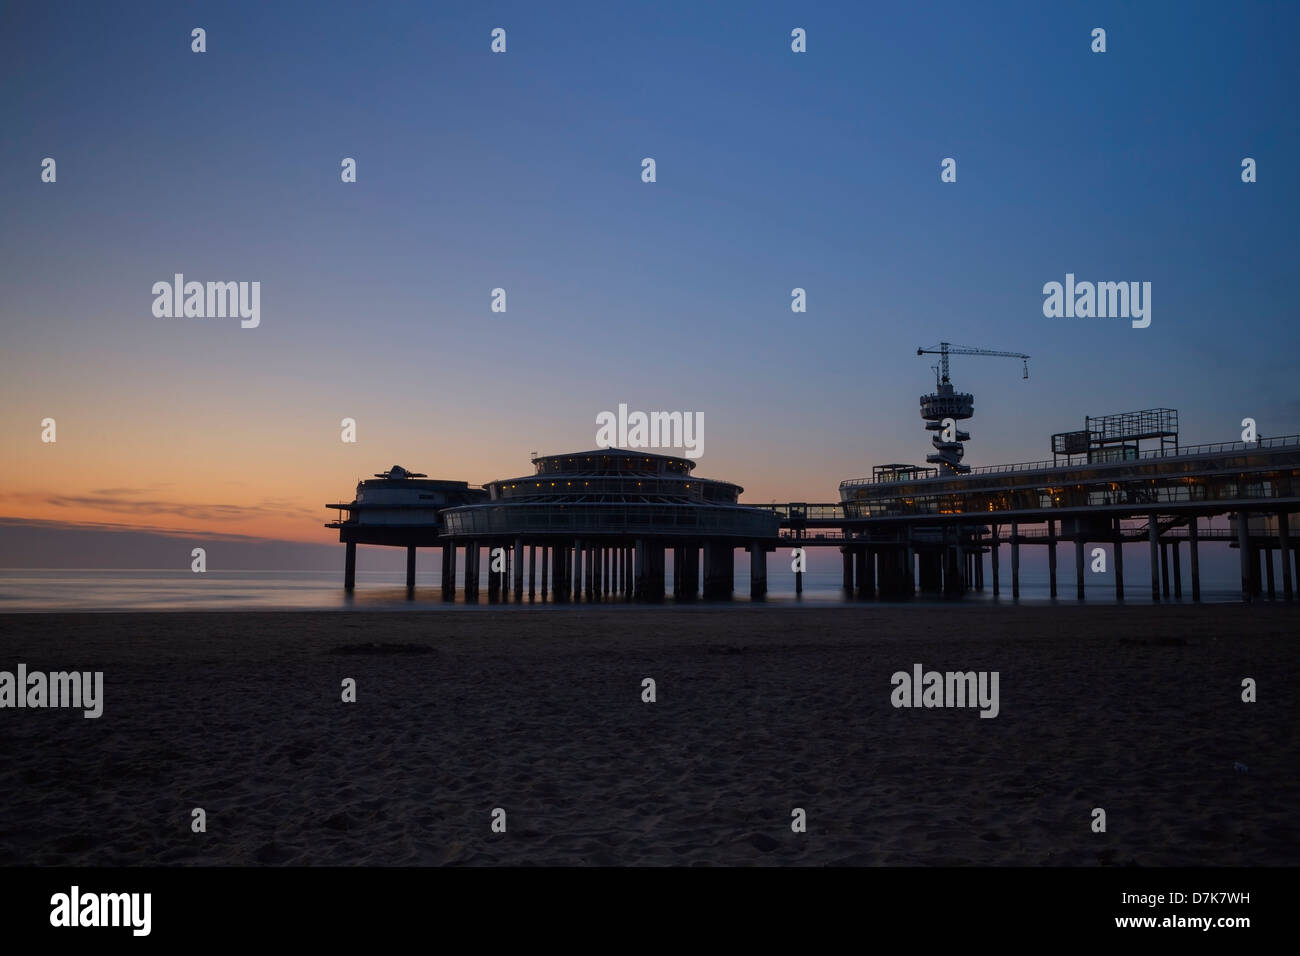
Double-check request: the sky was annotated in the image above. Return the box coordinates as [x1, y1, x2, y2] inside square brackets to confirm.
[1, 0, 1298, 560]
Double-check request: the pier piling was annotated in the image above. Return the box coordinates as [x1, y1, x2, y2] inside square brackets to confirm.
[1048, 519, 1059, 598]
[1149, 521, 1160, 601]
[991, 525, 1000, 596]
[1113, 519, 1124, 600]
[750, 542, 768, 598]
[1237, 514, 1251, 601]
[1280, 513, 1293, 599]
[1011, 522, 1020, 600]
[1074, 536, 1084, 601]
[1172, 540, 1182, 598]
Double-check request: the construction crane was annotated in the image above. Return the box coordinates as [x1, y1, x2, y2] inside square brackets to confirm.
[917, 342, 1030, 389]
[914, 342, 1031, 475]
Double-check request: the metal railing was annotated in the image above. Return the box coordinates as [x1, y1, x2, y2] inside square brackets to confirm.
[840, 434, 1300, 487]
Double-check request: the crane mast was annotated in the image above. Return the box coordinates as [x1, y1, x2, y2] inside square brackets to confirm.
[914, 342, 1031, 474]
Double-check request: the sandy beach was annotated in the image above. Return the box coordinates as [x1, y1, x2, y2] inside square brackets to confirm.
[1, 603, 1296, 866]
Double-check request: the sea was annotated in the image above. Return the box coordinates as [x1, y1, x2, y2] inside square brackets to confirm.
[0, 566, 1252, 612]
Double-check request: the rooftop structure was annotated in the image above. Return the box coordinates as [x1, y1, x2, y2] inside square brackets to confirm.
[1051, 408, 1179, 465]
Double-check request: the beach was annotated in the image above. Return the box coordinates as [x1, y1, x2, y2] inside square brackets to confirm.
[1, 604, 1296, 866]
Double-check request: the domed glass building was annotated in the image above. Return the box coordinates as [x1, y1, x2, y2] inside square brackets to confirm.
[439, 449, 778, 600]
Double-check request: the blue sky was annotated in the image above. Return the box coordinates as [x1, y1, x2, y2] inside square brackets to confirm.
[1, 1, 1297, 554]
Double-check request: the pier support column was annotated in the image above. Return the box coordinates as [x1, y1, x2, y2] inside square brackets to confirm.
[842, 549, 854, 591]
[1011, 522, 1020, 600]
[1189, 518, 1200, 602]
[949, 540, 965, 596]
[1113, 519, 1124, 601]
[541, 545, 549, 598]
[634, 539, 646, 599]
[919, 550, 941, 593]
[1160, 542, 1170, 598]
[406, 545, 416, 592]
[973, 542, 982, 591]
[441, 543, 455, 600]
[582, 541, 592, 600]
[577, 541, 586, 601]
[905, 527, 916, 596]
[1265, 546, 1275, 599]
[1074, 536, 1085, 601]
[945, 540, 961, 595]
[1237, 514, 1252, 602]
[863, 548, 876, 598]
[514, 539, 524, 599]
[466, 541, 480, 601]
[855, 548, 868, 598]
[882, 545, 913, 600]
[550, 544, 563, 602]
[1280, 513, 1293, 600]
[487, 546, 500, 601]
[528, 545, 536, 599]
[625, 547, 634, 596]
[644, 542, 665, 601]
[991, 526, 1000, 596]
[795, 543, 804, 594]
[1048, 519, 1058, 598]
[1149, 520, 1160, 601]
[344, 541, 356, 592]
[1172, 540, 1182, 599]
[703, 541, 734, 599]
[602, 547, 610, 597]
[586, 544, 595, 600]
[750, 543, 768, 599]
[683, 544, 699, 599]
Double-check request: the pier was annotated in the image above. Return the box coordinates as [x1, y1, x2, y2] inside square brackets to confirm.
[327, 413, 1300, 604]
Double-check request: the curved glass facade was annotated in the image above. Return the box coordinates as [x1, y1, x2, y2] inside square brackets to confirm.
[441, 449, 776, 539]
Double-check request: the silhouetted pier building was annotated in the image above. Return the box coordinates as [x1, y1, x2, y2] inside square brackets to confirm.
[327, 411, 1300, 603]
[325, 466, 487, 591]
[328, 451, 777, 601]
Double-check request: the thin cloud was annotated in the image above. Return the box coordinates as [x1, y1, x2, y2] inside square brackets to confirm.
[0, 489, 318, 524]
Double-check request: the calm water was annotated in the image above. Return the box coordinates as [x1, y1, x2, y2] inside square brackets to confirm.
[0, 568, 1250, 612]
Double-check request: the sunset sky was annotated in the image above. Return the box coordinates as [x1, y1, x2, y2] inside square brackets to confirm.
[2, 0, 1298, 559]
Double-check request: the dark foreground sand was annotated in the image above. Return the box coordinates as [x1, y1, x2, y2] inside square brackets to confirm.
[0, 604, 1296, 866]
